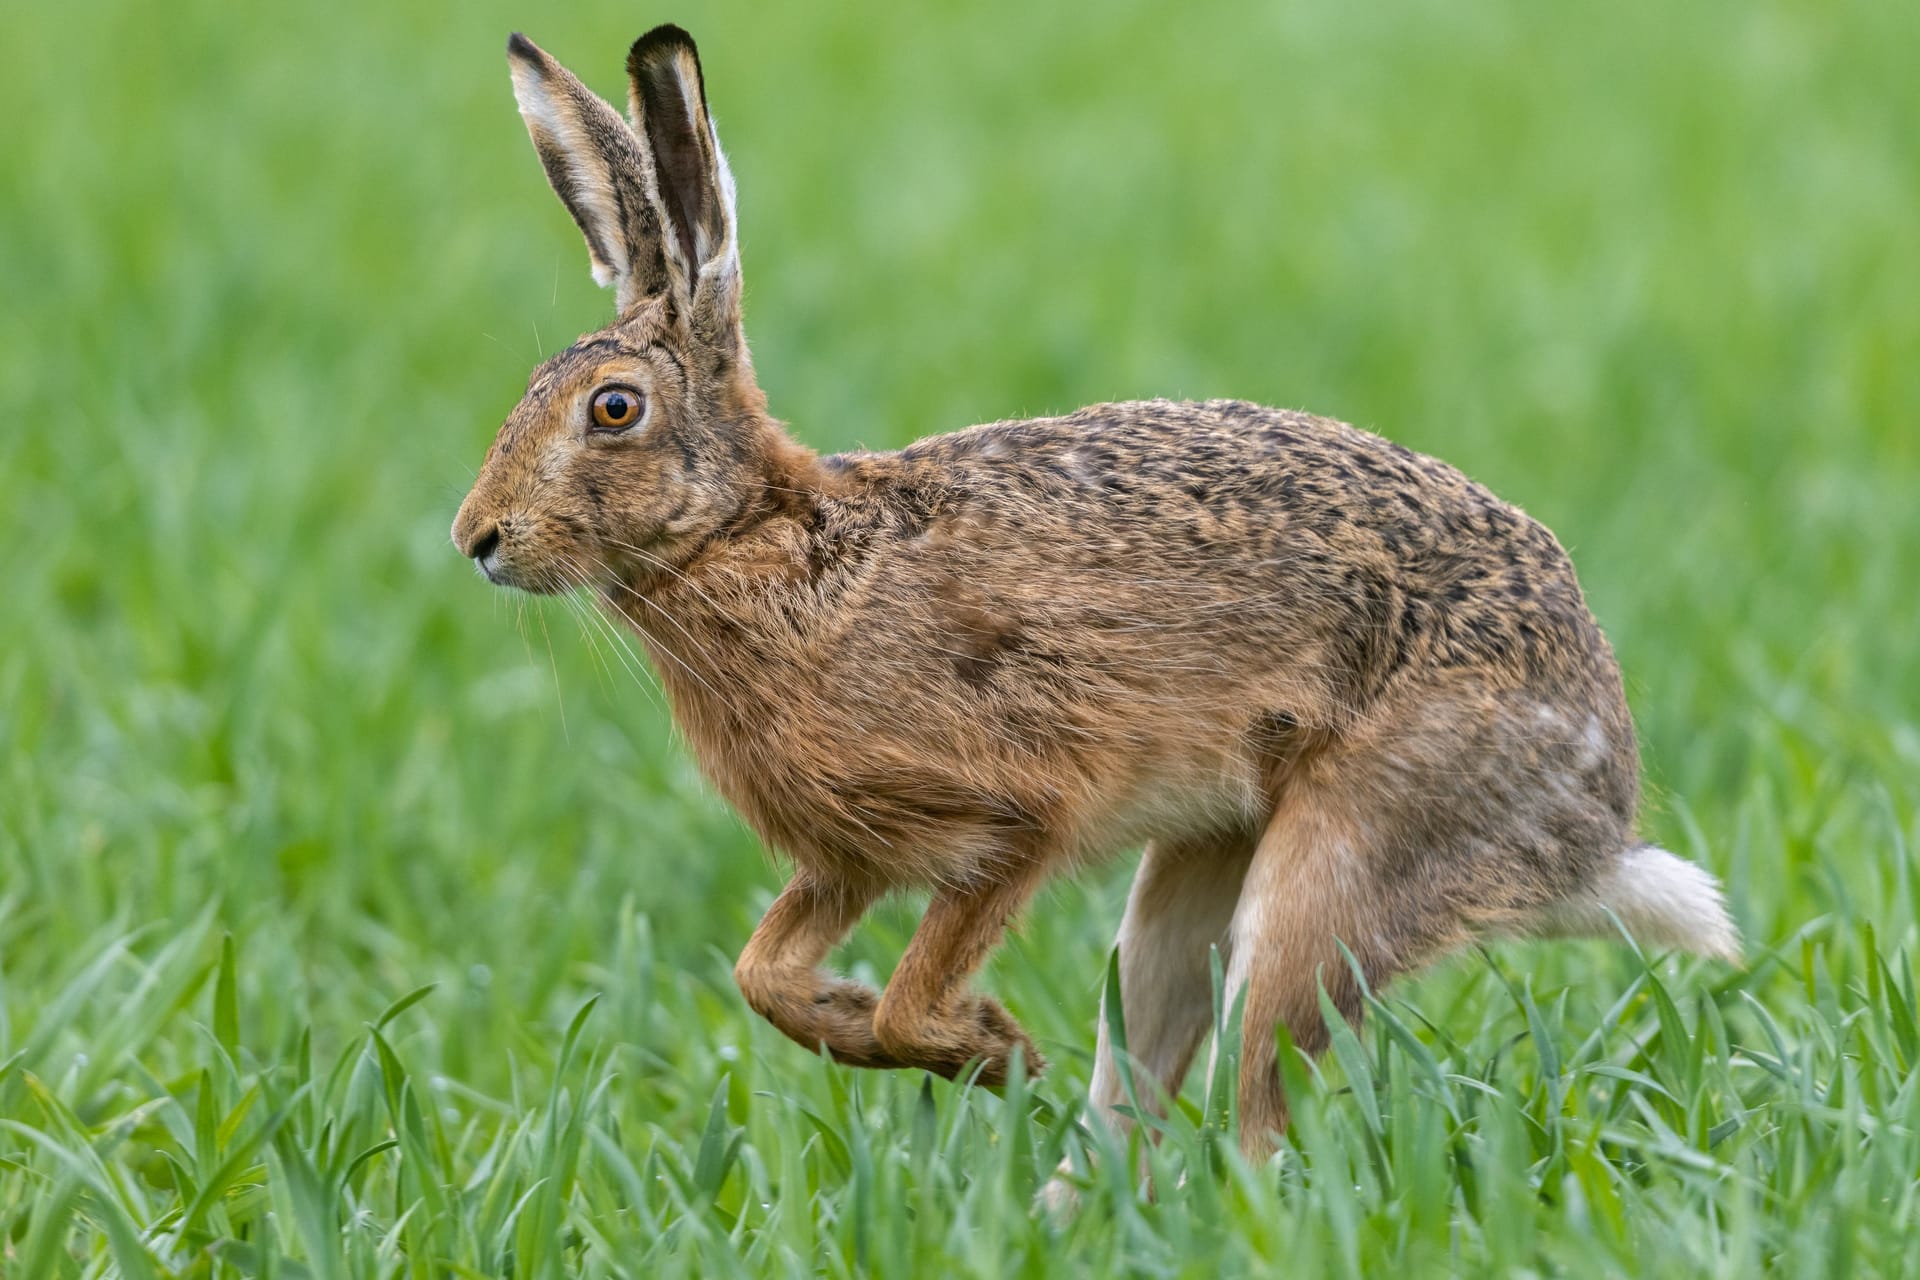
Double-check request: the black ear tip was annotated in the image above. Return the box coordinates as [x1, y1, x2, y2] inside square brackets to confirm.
[628, 23, 699, 71]
[507, 31, 539, 60]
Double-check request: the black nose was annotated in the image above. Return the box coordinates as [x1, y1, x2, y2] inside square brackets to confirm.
[467, 525, 501, 562]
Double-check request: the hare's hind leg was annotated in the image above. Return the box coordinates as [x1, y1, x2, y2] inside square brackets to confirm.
[1086, 830, 1259, 1132]
[1226, 745, 1520, 1159]
[1228, 676, 1641, 1159]
[1041, 829, 1257, 1212]
[1224, 783, 1452, 1162]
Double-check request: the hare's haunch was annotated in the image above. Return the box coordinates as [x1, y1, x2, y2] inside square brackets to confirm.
[452, 25, 1738, 1163]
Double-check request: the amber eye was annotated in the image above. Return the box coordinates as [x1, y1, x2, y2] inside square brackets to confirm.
[590, 386, 643, 431]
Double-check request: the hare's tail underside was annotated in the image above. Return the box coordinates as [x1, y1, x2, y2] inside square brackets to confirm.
[1534, 844, 1741, 962]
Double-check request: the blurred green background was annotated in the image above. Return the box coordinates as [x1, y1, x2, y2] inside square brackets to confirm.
[2, 0, 1917, 1273]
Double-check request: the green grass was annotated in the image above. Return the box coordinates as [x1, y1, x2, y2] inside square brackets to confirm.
[3, 0, 1917, 1273]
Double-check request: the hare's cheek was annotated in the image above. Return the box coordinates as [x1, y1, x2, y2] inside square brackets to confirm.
[532, 439, 576, 487]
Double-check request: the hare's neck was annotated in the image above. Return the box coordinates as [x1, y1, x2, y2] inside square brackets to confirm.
[609, 427, 834, 725]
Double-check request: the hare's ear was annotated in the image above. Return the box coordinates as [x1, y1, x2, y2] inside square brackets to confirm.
[626, 25, 740, 327]
[506, 33, 670, 311]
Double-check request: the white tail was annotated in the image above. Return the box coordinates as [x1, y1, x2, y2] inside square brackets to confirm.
[1535, 845, 1742, 962]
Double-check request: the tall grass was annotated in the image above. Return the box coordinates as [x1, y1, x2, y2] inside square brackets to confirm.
[2, 0, 1915, 1273]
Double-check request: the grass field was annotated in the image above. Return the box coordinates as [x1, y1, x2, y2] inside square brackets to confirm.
[3, 0, 1917, 1273]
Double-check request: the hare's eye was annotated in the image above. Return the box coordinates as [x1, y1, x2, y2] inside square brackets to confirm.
[590, 386, 644, 432]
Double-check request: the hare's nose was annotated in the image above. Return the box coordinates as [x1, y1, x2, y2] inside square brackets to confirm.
[465, 525, 501, 563]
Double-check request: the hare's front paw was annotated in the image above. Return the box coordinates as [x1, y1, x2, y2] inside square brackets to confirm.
[808, 978, 910, 1070]
[968, 996, 1048, 1084]
[873, 993, 1046, 1086]
[739, 966, 908, 1070]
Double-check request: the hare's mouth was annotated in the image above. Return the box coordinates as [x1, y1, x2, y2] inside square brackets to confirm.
[470, 533, 521, 589]
[471, 548, 571, 597]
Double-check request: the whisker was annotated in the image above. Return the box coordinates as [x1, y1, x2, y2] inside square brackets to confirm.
[559, 560, 669, 713]
[600, 575, 728, 673]
[598, 537, 730, 615]
[535, 599, 570, 744]
[562, 588, 621, 699]
[574, 565, 673, 713]
[599, 580, 789, 726]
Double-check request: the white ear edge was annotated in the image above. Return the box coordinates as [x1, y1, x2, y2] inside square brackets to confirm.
[509, 57, 628, 291]
[698, 133, 741, 288]
[642, 50, 734, 277]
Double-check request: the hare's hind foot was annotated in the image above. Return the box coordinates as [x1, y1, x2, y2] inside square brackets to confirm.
[1042, 829, 1259, 1215]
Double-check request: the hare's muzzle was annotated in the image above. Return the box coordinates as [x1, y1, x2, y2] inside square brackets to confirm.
[461, 524, 501, 563]
[451, 496, 506, 582]
[464, 525, 503, 580]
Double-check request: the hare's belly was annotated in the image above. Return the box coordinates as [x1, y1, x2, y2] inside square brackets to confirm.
[706, 711, 1269, 885]
[1064, 748, 1268, 862]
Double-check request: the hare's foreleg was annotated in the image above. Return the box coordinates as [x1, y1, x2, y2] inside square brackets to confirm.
[871, 864, 1049, 1086]
[734, 873, 903, 1068]
[1086, 831, 1258, 1132]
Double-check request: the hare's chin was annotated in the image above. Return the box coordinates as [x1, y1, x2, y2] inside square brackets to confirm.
[475, 556, 566, 596]
[475, 552, 524, 590]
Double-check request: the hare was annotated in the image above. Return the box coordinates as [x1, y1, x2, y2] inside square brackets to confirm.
[451, 25, 1739, 1164]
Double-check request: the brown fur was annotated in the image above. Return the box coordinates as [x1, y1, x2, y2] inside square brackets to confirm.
[454, 27, 1734, 1155]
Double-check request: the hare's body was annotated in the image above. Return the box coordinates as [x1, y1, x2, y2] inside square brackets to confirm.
[454, 26, 1737, 1166]
[629, 398, 1631, 910]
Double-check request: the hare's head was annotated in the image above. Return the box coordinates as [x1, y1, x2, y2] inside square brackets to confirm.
[453, 26, 769, 594]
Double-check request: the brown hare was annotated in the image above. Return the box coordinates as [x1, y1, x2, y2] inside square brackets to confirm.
[451, 24, 1739, 1165]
